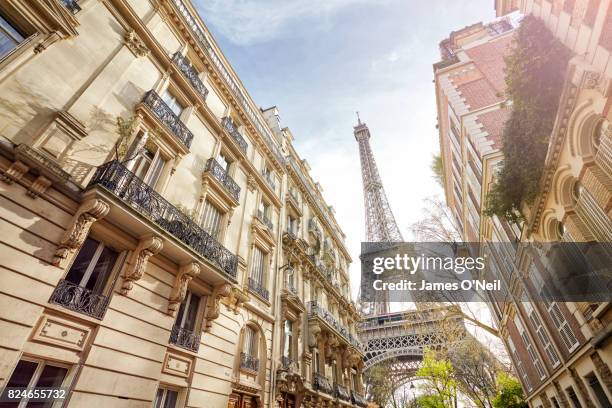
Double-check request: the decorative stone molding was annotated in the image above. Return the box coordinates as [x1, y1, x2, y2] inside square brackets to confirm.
[0, 160, 29, 184]
[53, 198, 110, 268]
[27, 175, 52, 198]
[31, 314, 90, 351]
[204, 283, 232, 331]
[162, 351, 193, 378]
[247, 174, 257, 192]
[308, 321, 321, 348]
[224, 285, 249, 314]
[168, 262, 200, 316]
[120, 235, 164, 295]
[124, 29, 150, 58]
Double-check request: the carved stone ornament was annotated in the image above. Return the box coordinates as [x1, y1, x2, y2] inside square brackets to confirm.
[120, 236, 164, 295]
[224, 285, 249, 314]
[124, 29, 150, 58]
[0, 160, 29, 184]
[168, 262, 200, 316]
[205, 283, 232, 331]
[247, 174, 257, 192]
[308, 321, 321, 348]
[53, 198, 111, 268]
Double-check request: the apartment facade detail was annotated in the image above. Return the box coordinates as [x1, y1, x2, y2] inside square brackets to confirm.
[436, 3, 612, 407]
[0, 1, 365, 407]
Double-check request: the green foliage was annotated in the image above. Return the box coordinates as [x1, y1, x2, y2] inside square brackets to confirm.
[413, 394, 446, 408]
[492, 373, 528, 408]
[416, 349, 457, 407]
[431, 154, 444, 187]
[485, 15, 571, 223]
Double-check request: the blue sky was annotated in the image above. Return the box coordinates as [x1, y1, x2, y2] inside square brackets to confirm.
[195, 0, 497, 296]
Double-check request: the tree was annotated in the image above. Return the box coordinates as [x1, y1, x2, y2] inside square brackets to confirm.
[365, 358, 402, 408]
[431, 154, 444, 187]
[492, 373, 528, 408]
[416, 349, 458, 408]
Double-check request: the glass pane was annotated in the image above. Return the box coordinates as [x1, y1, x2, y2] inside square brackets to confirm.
[132, 149, 153, 180]
[146, 156, 166, 188]
[27, 365, 68, 408]
[1, 360, 38, 406]
[86, 245, 118, 293]
[182, 293, 200, 332]
[153, 388, 164, 408]
[163, 390, 178, 408]
[65, 238, 98, 285]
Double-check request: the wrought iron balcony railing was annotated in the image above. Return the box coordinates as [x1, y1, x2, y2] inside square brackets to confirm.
[61, 0, 81, 13]
[248, 277, 269, 301]
[171, 0, 285, 166]
[256, 210, 273, 230]
[334, 383, 351, 402]
[313, 373, 334, 395]
[308, 301, 363, 352]
[351, 391, 368, 407]
[169, 324, 200, 352]
[172, 52, 209, 101]
[240, 352, 259, 372]
[142, 90, 194, 149]
[88, 160, 238, 278]
[49, 279, 110, 320]
[221, 117, 248, 154]
[281, 355, 297, 371]
[204, 158, 240, 201]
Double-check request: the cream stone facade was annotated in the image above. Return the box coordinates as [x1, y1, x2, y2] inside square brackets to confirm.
[0, 1, 366, 407]
[437, 2, 612, 407]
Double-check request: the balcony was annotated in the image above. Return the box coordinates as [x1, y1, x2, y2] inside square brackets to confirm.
[222, 117, 248, 154]
[61, 0, 81, 13]
[169, 324, 200, 352]
[240, 352, 259, 373]
[248, 277, 270, 301]
[256, 210, 273, 230]
[88, 160, 238, 278]
[308, 301, 363, 352]
[351, 391, 368, 407]
[142, 90, 194, 150]
[49, 279, 110, 320]
[308, 218, 321, 237]
[204, 158, 240, 202]
[172, 52, 209, 101]
[334, 383, 351, 402]
[262, 171, 276, 191]
[313, 373, 334, 395]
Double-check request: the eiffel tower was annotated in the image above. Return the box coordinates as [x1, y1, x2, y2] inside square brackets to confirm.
[354, 114, 403, 315]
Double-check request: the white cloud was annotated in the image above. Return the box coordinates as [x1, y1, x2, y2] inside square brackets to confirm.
[195, 0, 378, 45]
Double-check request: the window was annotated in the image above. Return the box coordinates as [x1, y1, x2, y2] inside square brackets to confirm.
[523, 302, 560, 367]
[132, 144, 167, 188]
[514, 315, 546, 380]
[507, 337, 531, 391]
[243, 326, 258, 357]
[174, 290, 201, 333]
[1, 358, 69, 408]
[566, 386, 583, 408]
[551, 397, 561, 408]
[286, 263, 297, 292]
[283, 320, 293, 358]
[0, 14, 25, 59]
[313, 349, 320, 374]
[161, 90, 185, 117]
[585, 373, 611, 408]
[217, 152, 232, 172]
[287, 215, 298, 234]
[201, 200, 223, 240]
[65, 237, 118, 294]
[546, 302, 579, 352]
[250, 247, 265, 286]
[154, 387, 179, 408]
[260, 201, 270, 218]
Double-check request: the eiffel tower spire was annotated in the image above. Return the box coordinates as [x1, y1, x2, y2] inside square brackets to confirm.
[354, 116, 403, 243]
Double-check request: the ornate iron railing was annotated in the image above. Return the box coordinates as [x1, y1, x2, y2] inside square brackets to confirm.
[172, 52, 209, 101]
[308, 301, 363, 352]
[221, 117, 248, 154]
[313, 373, 334, 395]
[257, 210, 273, 230]
[61, 0, 81, 13]
[240, 352, 259, 372]
[248, 277, 269, 301]
[88, 160, 238, 278]
[15, 144, 70, 180]
[204, 158, 240, 201]
[262, 171, 276, 191]
[49, 279, 110, 320]
[334, 383, 351, 402]
[171, 0, 284, 166]
[169, 324, 200, 352]
[281, 355, 297, 371]
[142, 90, 194, 149]
[351, 391, 368, 407]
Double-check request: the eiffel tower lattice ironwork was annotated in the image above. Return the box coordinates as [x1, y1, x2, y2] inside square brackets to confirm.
[354, 114, 403, 243]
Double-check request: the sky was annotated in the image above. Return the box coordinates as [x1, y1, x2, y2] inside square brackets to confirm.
[194, 0, 498, 298]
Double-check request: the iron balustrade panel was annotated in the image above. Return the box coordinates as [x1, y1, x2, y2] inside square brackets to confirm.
[142, 90, 194, 149]
[307, 301, 364, 352]
[248, 277, 270, 301]
[169, 324, 201, 352]
[281, 356, 295, 370]
[256, 210, 273, 230]
[172, 52, 209, 101]
[204, 158, 240, 201]
[240, 352, 259, 372]
[334, 384, 351, 401]
[61, 0, 81, 13]
[49, 279, 110, 320]
[221, 117, 248, 154]
[88, 160, 238, 278]
[313, 373, 333, 395]
[351, 391, 368, 407]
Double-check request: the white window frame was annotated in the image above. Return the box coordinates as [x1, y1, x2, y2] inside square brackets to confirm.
[154, 385, 181, 408]
[507, 337, 532, 391]
[5, 357, 72, 408]
[547, 301, 579, 353]
[514, 315, 547, 380]
[523, 302, 560, 368]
